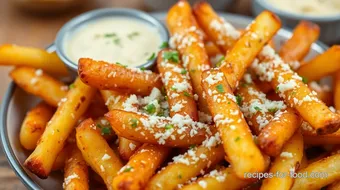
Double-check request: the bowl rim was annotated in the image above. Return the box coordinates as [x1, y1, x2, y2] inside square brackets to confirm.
[254, 0, 340, 22]
[55, 8, 169, 72]
[0, 12, 329, 189]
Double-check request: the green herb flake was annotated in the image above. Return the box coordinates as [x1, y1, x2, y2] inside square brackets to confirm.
[178, 174, 182, 179]
[254, 106, 261, 111]
[171, 87, 177, 91]
[275, 86, 280, 93]
[302, 76, 308, 84]
[180, 69, 187, 75]
[69, 84, 75, 89]
[113, 38, 120, 45]
[215, 56, 225, 67]
[57, 129, 60, 132]
[241, 83, 250, 88]
[235, 136, 241, 142]
[147, 53, 156, 61]
[123, 166, 133, 172]
[228, 102, 231, 104]
[268, 108, 279, 113]
[183, 91, 191, 97]
[189, 144, 196, 149]
[104, 33, 117, 37]
[127, 32, 139, 39]
[101, 127, 112, 135]
[216, 84, 225, 93]
[130, 118, 138, 128]
[160, 41, 169, 49]
[190, 69, 196, 73]
[163, 51, 179, 63]
[140, 66, 146, 71]
[235, 95, 243, 106]
[165, 124, 174, 130]
[116, 62, 127, 68]
[145, 103, 156, 114]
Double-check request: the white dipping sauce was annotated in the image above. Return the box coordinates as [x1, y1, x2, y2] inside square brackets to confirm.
[65, 17, 162, 67]
[267, 0, 340, 17]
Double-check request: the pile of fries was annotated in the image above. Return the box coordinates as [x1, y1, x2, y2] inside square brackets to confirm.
[2, 1, 340, 189]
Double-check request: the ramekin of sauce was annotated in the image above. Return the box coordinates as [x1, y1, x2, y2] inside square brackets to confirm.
[55, 8, 169, 72]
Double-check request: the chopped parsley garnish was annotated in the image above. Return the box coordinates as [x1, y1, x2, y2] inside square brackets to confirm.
[171, 87, 177, 91]
[116, 62, 127, 68]
[127, 32, 139, 39]
[104, 33, 117, 37]
[160, 41, 169, 49]
[228, 102, 231, 104]
[130, 118, 138, 128]
[235, 136, 241, 142]
[216, 84, 225, 93]
[147, 53, 156, 61]
[189, 144, 196, 149]
[123, 166, 133, 172]
[96, 123, 112, 135]
[268, 108, 279, 113]
[113, 38, 120, 45]
[215, 56, 225, 67]
[235, 95, 243, 106]
[181, 69, 187, 75]
[178, 174, 182, 179]
[275, 86, 280, 93]
[140, 66, 146, 71]
[291, 91, 297, 95]
[183, 91, 191, 97]
[161, 86, 166, 95]
[163, 51, 179, 63]
[190, 69, 196, 73]
[254, 106, 261, 111]
[165, 124, 173, 130]
[145, 103, 156, 114]
[241, 83, 250, 88]
[69, 83, 75, 89]
[302, 76, 308, 84]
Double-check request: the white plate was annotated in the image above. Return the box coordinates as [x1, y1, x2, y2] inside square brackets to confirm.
[0, 12, 328, 190]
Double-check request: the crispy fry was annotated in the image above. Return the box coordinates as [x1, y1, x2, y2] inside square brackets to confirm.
[105, 110, 216, 147]
[157, 49, 198, 120]
[24, 78, 95, 178]
[78, 58, 162, 96]
[258, 108, 302, 156]
[260, 131, 304, 190]
[112, 144, 170, 190]
[63, 144, 89, 190]
[302, 123, 340, 145]
[334, 71, 340, 111]
[0, 44, 68, 76]
[10, 67, 68, 107]
[76, 118, 123, 190]
[279, 21, 320, 63]
[51, 145, 70, 171]
[291, 153, 340, 190]
[19, 102, 54, 150]
[252, 46, 340, 134]
[328, 181, 340, 190]
[201, 69, 266, 178]
[298, 45, 340, 81]
[308, 82, 333, 106]
[205, 41, 222, 58]
[167, 0, 211, 113]
[193, 1, 240, 52]
[100, 90, 142, 160]
[145, 145, 225, 190]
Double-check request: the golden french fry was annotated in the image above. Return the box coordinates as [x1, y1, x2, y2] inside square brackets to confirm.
[334, 71, 340, 111]
[78, 58, 162, 96]
[302, 124, 340, 145]
[291, 153, 340, 190]
[279, 21, 320, 63]
[260, 131, 304, 190]
[0, 44, 69, 76]
[205, 41, 222, 58]
[51, 145, 70, 171]
[105, 110, 216, 147]
[117, 137, 142, 161]
[112, 144, 170, 190]
[181, 167, 253, 190]
[258, 108, 302, 156]
[201, 69, 266, 179]
[167, 0, 211, 113]
[308, 82, 333, 106]
[10, 67, 68, 107]
[24, 78, 95, 178]
[19, 102, 54, 150]
[145, 145, 225, 190]
[157, 49, 198, 120]
[193, 1, 240, 52]
[298, 45, 340, 81]
[63, 144, 89, 190]
[76, 118, 123, 190]
[252, 46, 340, 135]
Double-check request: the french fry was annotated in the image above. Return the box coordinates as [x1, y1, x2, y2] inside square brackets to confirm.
[205, 41, 222, 58]
[145, 144, 225, 190]
[252, 46, 340, 134]
[328, 181, 340, 190]
[297, 45, 340, 81]
[167, 0, 211, 113]
[24, 78, 95, 178]
[0, 44, 69, 76]
[157, 49, 198, 120]
[78, 58, 162, 96]
[112, 144, 170, 190]
[279, 21, 320, 63]
[334, 71, 340, 111]
[10, 67, 68, 107]
[100, 90, 142, 160]
[63, 144, 89, 190]
[51, 145, 70, 171]
[291, 153, 340, 190]
[260, 131, 304, 190]
[193, 1, 241, 52]
[76, 118, 123, 190]
[19, 102, 55, 150]
[181, 167, 253, 190]
[258, 108, 302, 156]
[201, 69, 266, 178]
[105, 110, 216, 147]
[308, 82, 333, 106]
[302, 124, 340, 145]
